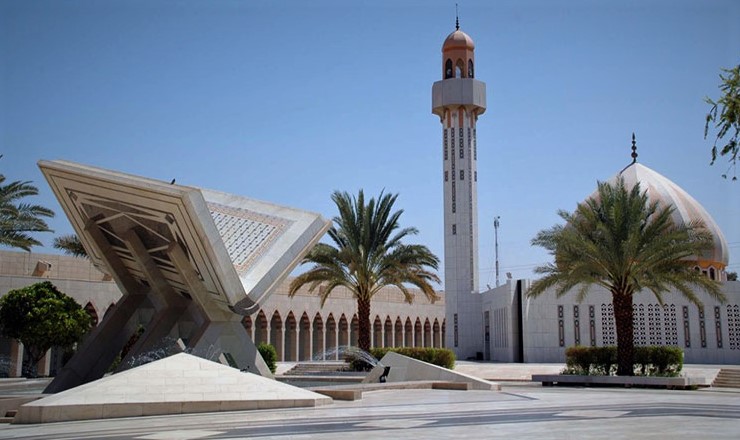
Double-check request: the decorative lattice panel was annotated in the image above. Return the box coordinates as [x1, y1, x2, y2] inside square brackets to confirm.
[208, 203, 293, 275]
[728, 305, 740, 350]
[601, 304, 615, 346]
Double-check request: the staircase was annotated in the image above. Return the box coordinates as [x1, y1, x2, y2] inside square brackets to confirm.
[712, 369, 740, 388]
[283, 362, 353, 376]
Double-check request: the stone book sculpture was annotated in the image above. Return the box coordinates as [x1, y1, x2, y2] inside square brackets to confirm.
[39, 160, 330, 393]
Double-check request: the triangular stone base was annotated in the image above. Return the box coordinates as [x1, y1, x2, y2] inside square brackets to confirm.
[15, 353, 332, 424]
[363, 352, 500, 390]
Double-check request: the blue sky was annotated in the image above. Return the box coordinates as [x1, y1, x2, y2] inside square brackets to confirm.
[2, 0, 739, 285]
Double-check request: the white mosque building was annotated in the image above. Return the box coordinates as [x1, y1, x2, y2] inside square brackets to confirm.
[436, 25, 739, 365]
[1, 24, 739, 378]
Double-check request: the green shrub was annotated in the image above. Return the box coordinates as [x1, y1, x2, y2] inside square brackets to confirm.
[564, 345, 683, 377]
[369, 347, 455, 369]
[564, 346, 593, 375]
[592, 346, 617, 375]
[257, 343, 277, 374]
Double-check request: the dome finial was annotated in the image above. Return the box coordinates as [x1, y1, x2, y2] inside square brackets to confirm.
[631, 132, 638, 164]
[455, 3, 460, 30]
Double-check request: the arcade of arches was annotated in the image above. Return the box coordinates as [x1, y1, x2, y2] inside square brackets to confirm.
[242, 280, 446, 362]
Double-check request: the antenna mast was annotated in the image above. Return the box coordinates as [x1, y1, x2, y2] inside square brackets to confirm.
[494, 216, 500, 287]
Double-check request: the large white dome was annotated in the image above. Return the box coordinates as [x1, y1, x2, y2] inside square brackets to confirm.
[599, 162, 730, 273]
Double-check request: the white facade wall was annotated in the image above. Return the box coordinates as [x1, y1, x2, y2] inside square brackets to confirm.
[0, 251, 446, 376]
[481, 279, 740, 365]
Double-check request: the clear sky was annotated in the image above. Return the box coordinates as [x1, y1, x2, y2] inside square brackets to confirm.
[2, 0, 739, 286]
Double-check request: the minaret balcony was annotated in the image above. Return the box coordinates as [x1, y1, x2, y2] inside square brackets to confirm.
[432, 78, 487, 117]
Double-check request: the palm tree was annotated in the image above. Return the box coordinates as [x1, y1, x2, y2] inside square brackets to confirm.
[53, 234, 88, 258]
[528, 177, 725, 376]
[289, 190, 440, 352]
[0, 174, 54, 251]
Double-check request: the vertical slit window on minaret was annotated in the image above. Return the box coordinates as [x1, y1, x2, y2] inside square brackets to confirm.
[474, 171, 477, 181]
[444, 171, 448, 182]
[459, 128, 464, 158]
[460, 170, 464, 180]
[474, 129, 477, 160]
[451, 181, 456, 213]
[452, 224, 456, 235]
[443, 129, 448, 160]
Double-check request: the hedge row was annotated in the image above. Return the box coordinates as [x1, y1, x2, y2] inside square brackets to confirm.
[564, 345, 683, 377]
[368, 347, 456, 370]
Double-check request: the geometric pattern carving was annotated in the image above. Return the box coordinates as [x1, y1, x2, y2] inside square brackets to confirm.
[665, 304, 678, 346]
[727, 304, 740, 350]
[208, 203, 292, 275]
[601, 303, 615, 346]
[634, 304, 647, 346]
[647, 304, 663, 345]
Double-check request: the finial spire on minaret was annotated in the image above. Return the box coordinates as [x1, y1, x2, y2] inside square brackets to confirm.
[455, 3, 460, 30]
[631, 132, 638, 164]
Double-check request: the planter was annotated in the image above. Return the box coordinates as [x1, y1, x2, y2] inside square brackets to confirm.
[531, 374, 707, 390]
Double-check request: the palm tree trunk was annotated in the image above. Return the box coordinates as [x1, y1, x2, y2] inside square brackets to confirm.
[357, 296, 371, 352]
[613, 292, 634, 376]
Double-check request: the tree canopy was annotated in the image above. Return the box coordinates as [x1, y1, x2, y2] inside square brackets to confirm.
[0, 174, 54, 251]
[528, 177, 724, 375]
[289, 190, 440, 352]
[0, 281, 92, 376]
[705, 64, 740, 180]
[53, 234, 88, 258]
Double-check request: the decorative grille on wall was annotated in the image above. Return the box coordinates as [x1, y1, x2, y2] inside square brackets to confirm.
[601, 304, 615, 345]
[665, 305, 678, 346]
[634, 304, 647, 346]
[715, 306, 723, 349]
[699, 307, 707, 348]
[558, 305, 565, 347]
[683, 306, 691, 348]
[589, 306, 596, 346]
[573, 305, 581, 346]
[647, 304, 662, 345]
[444, 129, 448, 160]
[728, 304, 740, 350]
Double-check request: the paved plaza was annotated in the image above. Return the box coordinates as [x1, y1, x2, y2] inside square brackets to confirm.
[1, 364, 739, 439]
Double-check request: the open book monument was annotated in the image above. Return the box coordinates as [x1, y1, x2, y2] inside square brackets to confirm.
[39, 160, 330, 393]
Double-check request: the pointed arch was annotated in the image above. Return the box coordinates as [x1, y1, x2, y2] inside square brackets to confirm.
[468, 59, 474, 78]
[242, 315, 253, 340]
[373, 316, 383, 348]
[284, 312, 297, 362]
[433, 318, 441, 348]
[255, 310, 268, 345]
[326, 314, 337, 359]
[299, 312, 311, 361]
[455, 59, 464, 78]
[445, 58, 454, 79]
[424, 318, 432, 347]
[350, 314, 359, 347]
[384, 316, 393, 348]
[394, 317, 403, 348]
[414, 318, 423, 347]
[338, 314, 349, 348]
[270, 311, 283, 360]
[84, 302, 99, 327]
[312, 313, 324, 360]
[404, 317, 413, 347]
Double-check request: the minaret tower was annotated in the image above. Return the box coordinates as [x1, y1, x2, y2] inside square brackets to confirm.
[432, 19, 486, 359]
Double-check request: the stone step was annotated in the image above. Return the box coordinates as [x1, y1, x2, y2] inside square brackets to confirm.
[712, 369, 740, 388]
[284, 362, 350, 375]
